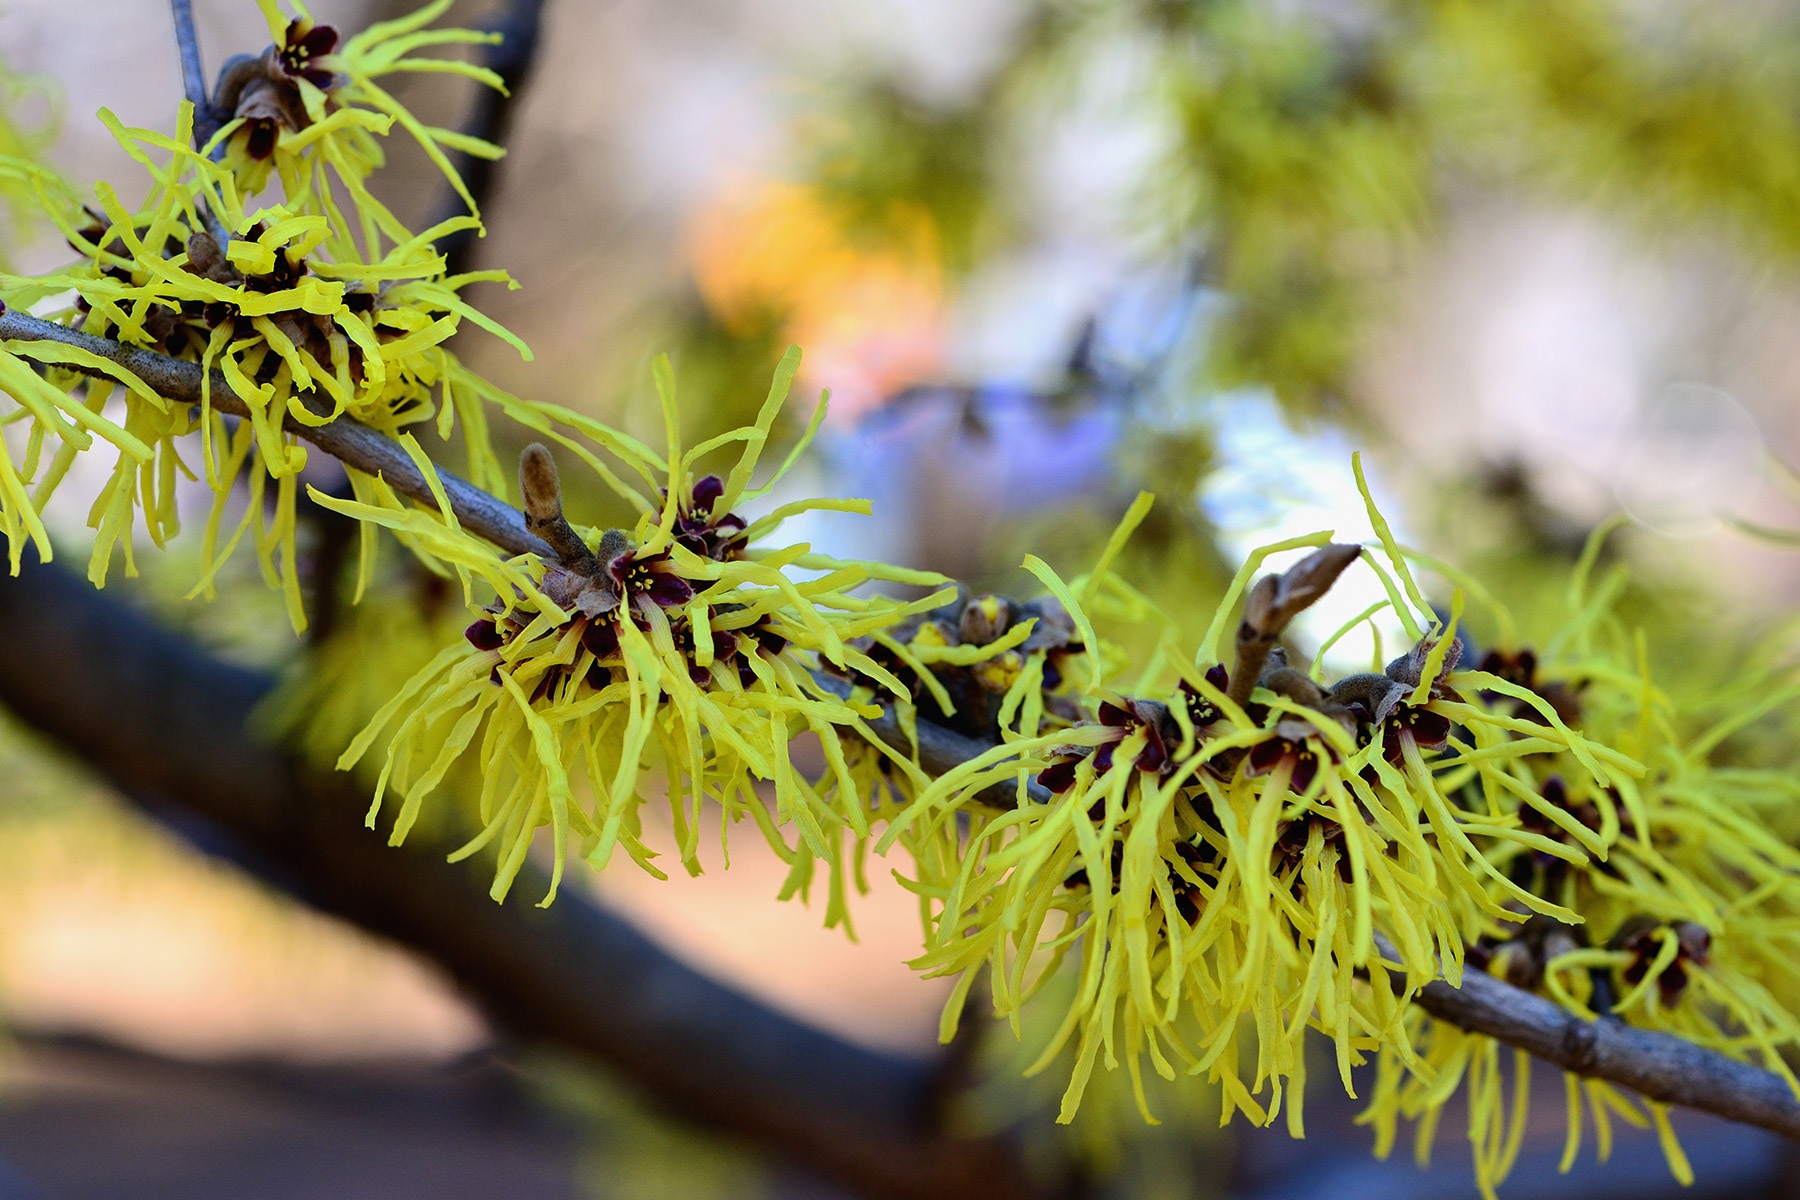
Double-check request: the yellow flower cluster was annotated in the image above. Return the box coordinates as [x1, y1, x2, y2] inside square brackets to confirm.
[335, 353, 957, 904]
[858, 470, 1800, 1197]
[1363, 526, 1800, 1195]
[0, 0, 522, 625]
[3, 10, 1800, 1199]
[223, 0, 506, 223]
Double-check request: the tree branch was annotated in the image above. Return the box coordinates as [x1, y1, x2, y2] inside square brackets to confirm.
[813, 672, 1052, 807]
[167, 0, 231, 248]
[0, 554, 1052, 1200]
[0, 316, 1014, 808]
[169, 0, 219, 144]
[1406, 941, 1800, 1140]
[0, 309, 552, 560]
[5, 305, 1798, 1150]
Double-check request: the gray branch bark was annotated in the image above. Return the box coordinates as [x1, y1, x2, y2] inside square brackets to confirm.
[166, 0, 231, 245]
[168, 0, 220, 145]
[1410, 948, 1800, 1140]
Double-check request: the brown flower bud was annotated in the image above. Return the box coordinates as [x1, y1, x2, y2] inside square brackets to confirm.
[1244, 543, 1363, 638]
[185, 231, 242, 284]
[1230, 543, 1362, 706]
[1674, 921, 1711, 967]
[519, 445, 599, 569]
[959, 594, 1012, 645]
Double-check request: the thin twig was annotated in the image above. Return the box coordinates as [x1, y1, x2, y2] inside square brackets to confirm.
[167, 0, 230, 241]
[4, 310, 1799, 1148]
[170, 0, 210, 122]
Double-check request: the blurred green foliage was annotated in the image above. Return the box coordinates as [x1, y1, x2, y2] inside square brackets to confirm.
[533, 1056, 769, 1200]
[800, 80, 1005, 275]
[781, 0, 1800, 414]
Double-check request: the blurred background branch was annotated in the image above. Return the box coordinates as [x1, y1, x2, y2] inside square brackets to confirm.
[0, 552, 1060, 1200]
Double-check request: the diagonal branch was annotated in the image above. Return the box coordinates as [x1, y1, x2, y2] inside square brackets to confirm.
[1, 301, 1046, 805]
[1408, 942, 1800, 1139]
[0, 308, 552, 559]
[3, 305, 1798, 1148]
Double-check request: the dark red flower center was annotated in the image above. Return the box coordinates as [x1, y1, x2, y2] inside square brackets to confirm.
[280, 20, 340, 88]
[608, 551, 696, 607]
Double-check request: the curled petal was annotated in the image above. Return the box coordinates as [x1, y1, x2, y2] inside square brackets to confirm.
[691, 473, 725, 512]
[1038, 757, 1080, 794]
[464, 619, 503, 651]
[646, 572, 695, 607]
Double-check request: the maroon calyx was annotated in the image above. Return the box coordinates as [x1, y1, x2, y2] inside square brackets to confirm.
[1617, 919, 1711, 1008]
[1037, 754, 1082, 794]
[690, 473, 725, 513]
[580, 619, 620, 660]
[280, 19, 340, 89]
[671, 475, 749, 560]
[245, 118, 280, 160]
[464, 618, 505, 651]
[1272, 814, 1353, 883]
[1380, 703, 1452, 764]
[606, 547, 696, 609]
[1245, 723, 1328, 794]
[1180, 663, 1230, 728]
[1035, 698, 1181, 793]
